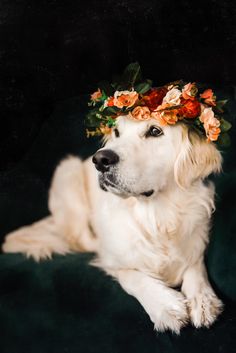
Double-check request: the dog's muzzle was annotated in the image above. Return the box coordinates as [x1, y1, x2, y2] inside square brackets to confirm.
[93, 149, 154, 198]
[92, 149, 119, 173]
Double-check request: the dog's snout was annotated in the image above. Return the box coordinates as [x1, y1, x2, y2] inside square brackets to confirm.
[92, 149, 119, 172]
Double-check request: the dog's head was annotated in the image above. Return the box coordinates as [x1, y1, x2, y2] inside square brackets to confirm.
[92, 115, 222, 198]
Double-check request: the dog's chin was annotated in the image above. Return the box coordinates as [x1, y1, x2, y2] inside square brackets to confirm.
[98, 173, 154, 199]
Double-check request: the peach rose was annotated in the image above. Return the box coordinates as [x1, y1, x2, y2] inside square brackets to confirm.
[160, 110, 178, 125]
[199, 107, 221, 141]
[114, 90, 139, 108]
[151, 106, 178, 126]
[200, 89, 216, 106]
[150, 111, 167, 126]
[91, 88, 102, 101]
[150, 111, 161, 120]
[131, 106, 151, 120]
[182, 82, 197, 101]
[156, 102, 171, 111]
[163, 87, 182, 106]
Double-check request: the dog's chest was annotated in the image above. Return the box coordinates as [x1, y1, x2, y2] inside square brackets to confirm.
[93, 195, 191, 285]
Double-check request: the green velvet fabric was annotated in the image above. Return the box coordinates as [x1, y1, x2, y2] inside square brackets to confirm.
[0, 93, 235, 353]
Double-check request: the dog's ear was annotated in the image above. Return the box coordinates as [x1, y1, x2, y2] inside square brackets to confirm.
[174, 125, 222, 188]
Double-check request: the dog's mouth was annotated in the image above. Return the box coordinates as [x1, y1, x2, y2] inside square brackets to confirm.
[98, 173, 127, 195]
[98, 173, 154, 198]
[140, 190, 154, 197]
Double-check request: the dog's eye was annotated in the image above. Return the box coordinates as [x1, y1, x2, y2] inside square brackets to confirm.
[114, 128, 120, 138]
[146, 126, 163, 138]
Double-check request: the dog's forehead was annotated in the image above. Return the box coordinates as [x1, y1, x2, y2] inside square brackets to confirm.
[116, 115, 156, 133]
[115, 116, 184, 145]
[116, 115, 179, 137]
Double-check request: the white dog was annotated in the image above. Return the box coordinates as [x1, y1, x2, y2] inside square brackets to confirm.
[3, 115, 223, 333]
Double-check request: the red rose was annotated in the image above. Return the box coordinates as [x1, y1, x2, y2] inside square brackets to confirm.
[178, 98, 201, 119]
[142, 87, 168, 111]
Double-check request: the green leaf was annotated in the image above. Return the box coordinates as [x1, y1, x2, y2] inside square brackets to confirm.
[122, 62, 141, 89]
[215, 99, 228, 113]
[217, 99, 228, 108]
[220, 118, 232, 132]
[102, 106, 119, 115]
[134, 81, 152, 94]
[86, 109, 103, 127]
[217, 132, 231, 147]
[107, 118, 117, 128]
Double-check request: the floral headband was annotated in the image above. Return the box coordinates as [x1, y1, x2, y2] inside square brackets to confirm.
[86, 63, 231, 146]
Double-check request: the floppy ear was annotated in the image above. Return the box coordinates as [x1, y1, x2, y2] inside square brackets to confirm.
[174, 125, 222, 188]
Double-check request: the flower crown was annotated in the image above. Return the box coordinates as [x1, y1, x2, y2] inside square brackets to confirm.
[86, 63, 231, 146]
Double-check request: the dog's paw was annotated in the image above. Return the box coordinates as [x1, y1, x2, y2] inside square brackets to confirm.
[149, 290, 189, 334]
[187, 289, 223, 328]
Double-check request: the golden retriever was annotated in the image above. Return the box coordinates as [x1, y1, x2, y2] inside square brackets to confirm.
[3, 115, 223, 333]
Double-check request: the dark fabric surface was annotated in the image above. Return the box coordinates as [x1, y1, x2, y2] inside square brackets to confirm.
[0, 253, 235, 353]
[0, 92, 235, 352]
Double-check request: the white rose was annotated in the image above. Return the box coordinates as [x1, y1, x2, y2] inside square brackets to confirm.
[163, 87, 182, 106]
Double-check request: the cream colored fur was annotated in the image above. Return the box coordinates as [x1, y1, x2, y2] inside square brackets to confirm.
[2, 116, 223, 333]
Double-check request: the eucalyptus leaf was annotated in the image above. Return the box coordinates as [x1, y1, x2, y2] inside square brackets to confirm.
[217, 132, 231, 147]
[134, 81, 152, 94]
[215, 99, 228, 113]
[122, 62, 141, 89]
[217, 99, 228, 108]
[220, 118, 232, 132]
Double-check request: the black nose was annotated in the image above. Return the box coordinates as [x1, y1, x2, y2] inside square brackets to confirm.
[92, 149, 119, 172]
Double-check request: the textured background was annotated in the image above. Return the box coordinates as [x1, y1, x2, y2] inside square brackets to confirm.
[0, 0, 235, 170]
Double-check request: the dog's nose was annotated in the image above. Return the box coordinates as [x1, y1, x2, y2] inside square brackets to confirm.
[92, 149, 119, 172]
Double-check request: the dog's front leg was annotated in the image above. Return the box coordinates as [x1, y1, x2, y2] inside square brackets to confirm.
[111, 269, 188, 334]
[181, 258, 223, 328]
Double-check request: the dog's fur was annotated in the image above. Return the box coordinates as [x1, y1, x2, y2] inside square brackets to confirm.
[3, 116, 223, 333]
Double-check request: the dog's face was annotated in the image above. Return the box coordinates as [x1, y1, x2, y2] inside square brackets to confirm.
[92, 116, 222, 198]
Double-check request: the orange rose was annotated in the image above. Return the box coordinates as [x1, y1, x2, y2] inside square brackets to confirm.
[142, 87, 168, 111]
[114, 90, 139, 108]
[200, 89, 216, 106]
[131, 106, 151, 120]
[199, 107, 221, 142]
[150, 111, 161, 120]
[207, 126, 221, 142]
[104, 96, 115, 107]
[182, 82, 198, 101]
[91, 88, 102, 101]
[178, 98, 201, 118]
